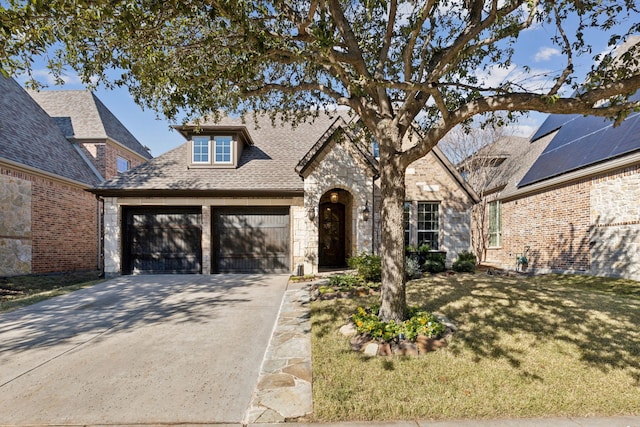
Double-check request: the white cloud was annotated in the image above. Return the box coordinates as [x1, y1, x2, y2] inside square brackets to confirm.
[534, 47, 561, 62]
[474, 63, 555, 93]
[31, 68, 84, 86]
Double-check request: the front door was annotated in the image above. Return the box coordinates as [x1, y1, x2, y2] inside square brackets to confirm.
[319, 202, 346, 267]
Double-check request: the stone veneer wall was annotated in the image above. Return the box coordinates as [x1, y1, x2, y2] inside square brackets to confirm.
[1, 166, 99, 275]
[102, 196, 303, 276]
[301, 137, 375, 275]
[590, 166, 640, 280]
[0, 172, 32, 275]
[485, 164, 640, 280]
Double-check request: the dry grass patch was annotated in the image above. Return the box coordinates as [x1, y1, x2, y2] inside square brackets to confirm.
[311, 273, 640, 421]
[0, 271, 104, 313]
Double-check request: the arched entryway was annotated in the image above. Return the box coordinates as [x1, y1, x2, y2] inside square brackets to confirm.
[318, 189, 352, 268]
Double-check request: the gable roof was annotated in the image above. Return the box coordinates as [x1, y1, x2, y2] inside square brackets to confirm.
[28, 89, 152, 160]
[0, 75, 101, 186]
[295, 116, 379, 177]
[93, 112, 349, 195]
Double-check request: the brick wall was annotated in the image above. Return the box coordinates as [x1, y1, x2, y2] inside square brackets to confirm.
[103, 142, 147, 179]
[402, 152, 475, 263]
[79, 140, 148, 180]
[589, 165, 640, 280]
[485, 164, 640, 279]
[31, 177, 99, 273]
[1, 165, 99, 275]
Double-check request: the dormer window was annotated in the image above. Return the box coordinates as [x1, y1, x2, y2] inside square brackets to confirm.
[189, 134, 244, 168]
[179, 124, 253, 169]
[213, 136, 232, 164]
[192, 136, 210, 163]
[191, 135, 233, 165]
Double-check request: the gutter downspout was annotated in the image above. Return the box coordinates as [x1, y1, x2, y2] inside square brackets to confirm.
[96, 195, 105, 278]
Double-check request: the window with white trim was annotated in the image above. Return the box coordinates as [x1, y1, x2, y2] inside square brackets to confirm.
[116, 156, 130, 172]
[214, 136, 233, 164]
[404, 201, 440, 249]
[488, 201, 502, 247]
[403, 202, 411, 245]
[192, 136, 210, 163]
[417, 202, 440, 249]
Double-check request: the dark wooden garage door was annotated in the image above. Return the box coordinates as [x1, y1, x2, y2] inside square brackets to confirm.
[213, 208, 290, 273]
[122, 207, 202, 274]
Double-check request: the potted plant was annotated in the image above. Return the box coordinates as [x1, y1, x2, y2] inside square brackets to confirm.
[517, 255, 528, 270]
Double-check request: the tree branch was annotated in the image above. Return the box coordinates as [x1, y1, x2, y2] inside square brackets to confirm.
[402, 74, 640, 166]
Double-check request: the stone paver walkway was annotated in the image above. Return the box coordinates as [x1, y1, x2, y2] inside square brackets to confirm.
[245, 281, 313, 423]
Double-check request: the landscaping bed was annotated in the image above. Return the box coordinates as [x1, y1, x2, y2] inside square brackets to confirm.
[310, 271, 640, 421]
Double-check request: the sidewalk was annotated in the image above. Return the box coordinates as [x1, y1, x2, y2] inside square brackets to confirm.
[244, 278, 640, 427]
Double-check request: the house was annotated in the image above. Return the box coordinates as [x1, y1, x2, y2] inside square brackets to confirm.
[0, 75, 151, 276]
[27, 89, 152, 180]
[475, 102, 640, 280]
[91, 112, 478, 276]
[470, 37, 640, 281]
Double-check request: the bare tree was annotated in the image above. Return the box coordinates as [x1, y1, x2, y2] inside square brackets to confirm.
[439, 124, 516, 262]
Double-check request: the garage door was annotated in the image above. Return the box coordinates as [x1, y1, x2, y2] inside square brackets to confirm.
[122, 207, 202, 274]
[213, 208, 290, 273]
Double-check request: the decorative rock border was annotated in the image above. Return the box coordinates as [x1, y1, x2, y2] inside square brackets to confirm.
[339, 314, 457, 357]
[244, 282, 313, 423]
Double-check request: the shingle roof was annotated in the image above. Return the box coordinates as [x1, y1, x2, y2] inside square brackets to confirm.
[0, 75, 101, 186]
[491, 135, 551, 199]
[93, 112, 349, 194]
[295, 115, 379, 177]
[28, 89, 152, 160]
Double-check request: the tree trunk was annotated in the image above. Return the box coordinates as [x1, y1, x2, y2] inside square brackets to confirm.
[377, 140, 407, 323]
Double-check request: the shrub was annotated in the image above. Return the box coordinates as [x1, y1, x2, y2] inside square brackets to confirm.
[348, 253, 382, 283]
[417, 243, 431, 253]
[329, 273, 362, 290]
[423, 251, 446, 273]
[452, 251, 477, 273]
[351, 304, 446, 343]
[405, 256, 422, 279]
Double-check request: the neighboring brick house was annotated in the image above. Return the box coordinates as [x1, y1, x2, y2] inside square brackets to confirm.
[28, 90, 152, 180]
[0, 75, 151, 276]
[92, 113, 478, 276]
[474, 107, 640, 281]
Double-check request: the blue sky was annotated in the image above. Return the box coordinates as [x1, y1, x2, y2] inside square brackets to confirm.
[12, 11, 634, 157]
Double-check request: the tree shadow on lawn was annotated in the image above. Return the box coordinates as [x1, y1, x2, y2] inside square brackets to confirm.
[408, 273, 640, 384]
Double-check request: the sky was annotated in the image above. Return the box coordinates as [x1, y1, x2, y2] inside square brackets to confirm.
[12, 9, 635, 158]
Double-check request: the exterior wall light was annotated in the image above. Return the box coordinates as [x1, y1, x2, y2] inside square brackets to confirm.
[330, 191, 339, 204]
[362, 201, 370, 222]
[308, 206, 317, 221]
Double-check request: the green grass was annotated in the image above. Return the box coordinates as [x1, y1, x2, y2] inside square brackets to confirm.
[311, 272, 640, 421]
[0, 271, 104, 313]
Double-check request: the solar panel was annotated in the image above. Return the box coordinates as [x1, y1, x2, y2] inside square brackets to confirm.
[519, 109, 640, 187]
[530, 113, 580, 142]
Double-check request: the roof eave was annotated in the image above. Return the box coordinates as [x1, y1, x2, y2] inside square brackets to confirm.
[88, 188, 304, 198]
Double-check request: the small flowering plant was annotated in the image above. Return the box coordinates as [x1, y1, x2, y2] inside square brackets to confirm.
[351, 304, 446, 343]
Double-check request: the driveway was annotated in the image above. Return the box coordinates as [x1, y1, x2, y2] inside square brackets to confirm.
[0, 274, 289, 425]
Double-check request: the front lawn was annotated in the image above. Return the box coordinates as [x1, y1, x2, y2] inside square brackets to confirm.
[310, 272, 640, 421]
[0, 271, 104, 313]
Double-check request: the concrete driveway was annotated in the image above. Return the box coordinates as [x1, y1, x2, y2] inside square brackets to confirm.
[0, 274, 289, 425]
